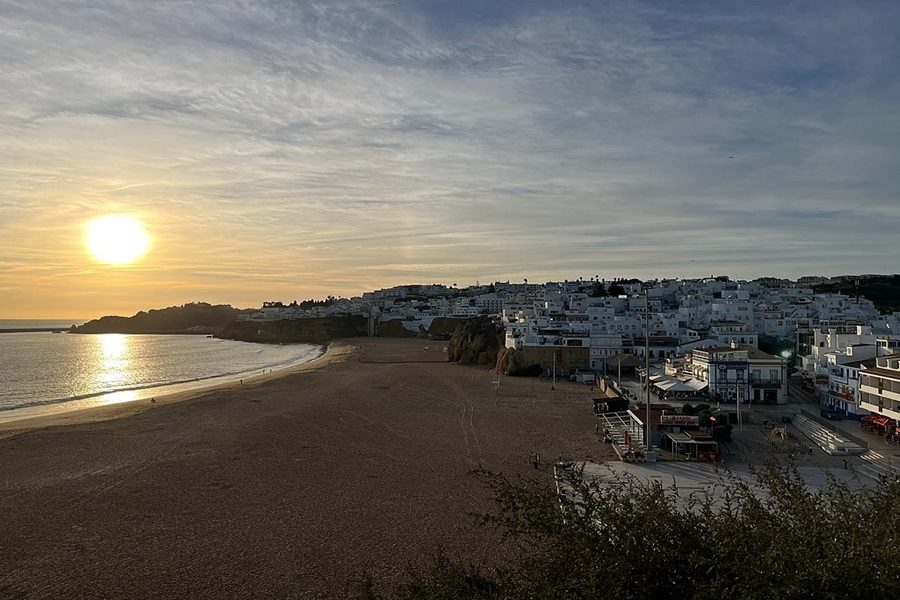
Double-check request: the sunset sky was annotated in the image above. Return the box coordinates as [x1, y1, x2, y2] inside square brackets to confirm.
[2, 1, 899, 318]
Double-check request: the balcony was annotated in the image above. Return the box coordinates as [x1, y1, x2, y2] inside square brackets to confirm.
[749, 376, 783, 385]
[860, 381, 900, 404]
[859, 397, 900, 422]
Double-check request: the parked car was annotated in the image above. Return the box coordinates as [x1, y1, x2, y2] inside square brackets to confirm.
[820, 409, 842, 421]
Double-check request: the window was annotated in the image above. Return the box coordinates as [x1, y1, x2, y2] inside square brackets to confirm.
[769, 369, 778, 381]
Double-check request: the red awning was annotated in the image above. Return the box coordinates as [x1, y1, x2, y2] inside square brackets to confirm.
[861, 415, 880, 423]
[869, 416, 891, 427]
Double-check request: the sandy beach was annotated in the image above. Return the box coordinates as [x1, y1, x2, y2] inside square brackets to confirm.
[0, 338, 610, 599]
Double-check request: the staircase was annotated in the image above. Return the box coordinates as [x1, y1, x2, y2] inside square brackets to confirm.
[598, 411, 643, 458]
[792, 414, 866, 456]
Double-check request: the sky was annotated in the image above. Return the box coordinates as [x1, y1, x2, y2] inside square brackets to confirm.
[1, 0, 899, 318]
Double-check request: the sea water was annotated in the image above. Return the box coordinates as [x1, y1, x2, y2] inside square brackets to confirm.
[0, 324, 321, 414]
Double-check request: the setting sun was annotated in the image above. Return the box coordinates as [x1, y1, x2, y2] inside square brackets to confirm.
[85, 215, 150, 265]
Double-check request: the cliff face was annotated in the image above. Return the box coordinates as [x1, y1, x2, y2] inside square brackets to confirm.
[447, 317, 504, 366]
[72, 303, 246, 334]
[217, 316, 368, 344]
[426, 317, 466, 337]
[375, 319, 417, 338]
[495, 346, 522, 374]
[494, 346, 544, 376]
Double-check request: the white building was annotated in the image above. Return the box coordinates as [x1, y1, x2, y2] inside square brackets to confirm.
[859, 354, 900, 424]
[800, 325, 877, 385]
[690, 343, 787, 404]
[821, 356, 876, 420]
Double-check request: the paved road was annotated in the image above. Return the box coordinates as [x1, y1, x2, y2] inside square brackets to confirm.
[786, 377, 817, 405]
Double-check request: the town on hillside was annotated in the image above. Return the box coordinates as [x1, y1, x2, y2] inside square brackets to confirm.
[244, 275, 900, 458]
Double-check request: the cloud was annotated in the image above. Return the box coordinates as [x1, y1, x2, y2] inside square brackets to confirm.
[1, 0, 899, 316]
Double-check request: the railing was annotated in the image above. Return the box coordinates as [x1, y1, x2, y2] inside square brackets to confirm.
[749, 377, 783, 384]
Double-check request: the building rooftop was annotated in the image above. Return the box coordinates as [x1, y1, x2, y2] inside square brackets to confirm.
[693, 345, 780, 360]
[863, 367, 900, 381]
[842, 357, 878, 369]
[633, 336, 679, 346]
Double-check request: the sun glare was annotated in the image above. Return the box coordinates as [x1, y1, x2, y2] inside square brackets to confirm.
[85, 215, 150, 265]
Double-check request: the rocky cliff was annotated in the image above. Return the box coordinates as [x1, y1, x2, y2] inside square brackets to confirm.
[72, 303, 246, 334]
[446, 317, 504, 366]
[494, 346, 544, 376]
[216, 315, 368, 344]
[375, 319, 417, 338]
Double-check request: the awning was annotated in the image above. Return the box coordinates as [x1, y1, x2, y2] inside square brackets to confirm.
[657, 380, 708, 393]
[867, 416, 891, 427]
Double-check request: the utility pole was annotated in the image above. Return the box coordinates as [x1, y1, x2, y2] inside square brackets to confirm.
[551, 347, 557, 391]
[645, 287, 651, 450]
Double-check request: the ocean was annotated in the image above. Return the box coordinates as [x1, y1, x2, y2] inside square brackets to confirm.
[0, 321, 322, 418]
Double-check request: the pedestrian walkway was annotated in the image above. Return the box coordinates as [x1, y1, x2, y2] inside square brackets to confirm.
[856, 450, 898, 481]
[829, 418, 900, 455]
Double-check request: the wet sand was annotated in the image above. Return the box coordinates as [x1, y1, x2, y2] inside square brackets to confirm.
[0, 338, 611, 599]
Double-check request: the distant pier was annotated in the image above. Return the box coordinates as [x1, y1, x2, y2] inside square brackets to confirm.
[0, 328, 71, 334]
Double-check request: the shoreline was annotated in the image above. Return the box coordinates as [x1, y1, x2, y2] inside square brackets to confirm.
[0, 338, 603, 597]
[0, 341, 349, 435]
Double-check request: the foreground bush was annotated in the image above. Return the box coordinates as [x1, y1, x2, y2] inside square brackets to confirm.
[354, 464, 900, 599]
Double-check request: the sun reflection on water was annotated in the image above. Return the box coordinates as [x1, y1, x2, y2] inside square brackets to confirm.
[95, 334, 131, 390]
[99, 389, 139, 406]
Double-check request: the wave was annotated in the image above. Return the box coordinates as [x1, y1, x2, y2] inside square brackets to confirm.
[0, 344, 325, 413]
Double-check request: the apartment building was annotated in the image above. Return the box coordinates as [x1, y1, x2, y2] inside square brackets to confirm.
[690, 343, 787, 404]
[859, 354, 900, 423]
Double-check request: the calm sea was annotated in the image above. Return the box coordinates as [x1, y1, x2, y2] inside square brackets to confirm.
[0, 319, 84, 329]
[0, 322, 322, 417]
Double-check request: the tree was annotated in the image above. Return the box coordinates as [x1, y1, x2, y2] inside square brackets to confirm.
[360, 465, 900, 599]
[712, 424, 733, 443]
[590, 281, 608, 298]
[607, 283, 626, 296]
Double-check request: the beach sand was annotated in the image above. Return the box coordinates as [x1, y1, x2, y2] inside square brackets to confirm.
[0, 338, 612, 599]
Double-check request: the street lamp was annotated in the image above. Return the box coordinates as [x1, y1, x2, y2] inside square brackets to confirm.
[781, 350, 792, 402]
[644, 286, 651, 451]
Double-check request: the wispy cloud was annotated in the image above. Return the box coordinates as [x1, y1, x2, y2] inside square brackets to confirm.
[1, 0, 899, 316]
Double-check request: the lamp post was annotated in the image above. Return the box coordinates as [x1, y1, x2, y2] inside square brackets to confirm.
[645, 287, 651, 451]
[781, 350, 791, 403]
[551, 348, 556, 391]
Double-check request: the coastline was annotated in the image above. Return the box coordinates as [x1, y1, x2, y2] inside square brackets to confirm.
[0, 338, 604, 597]
[0, 341, 345, 434]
